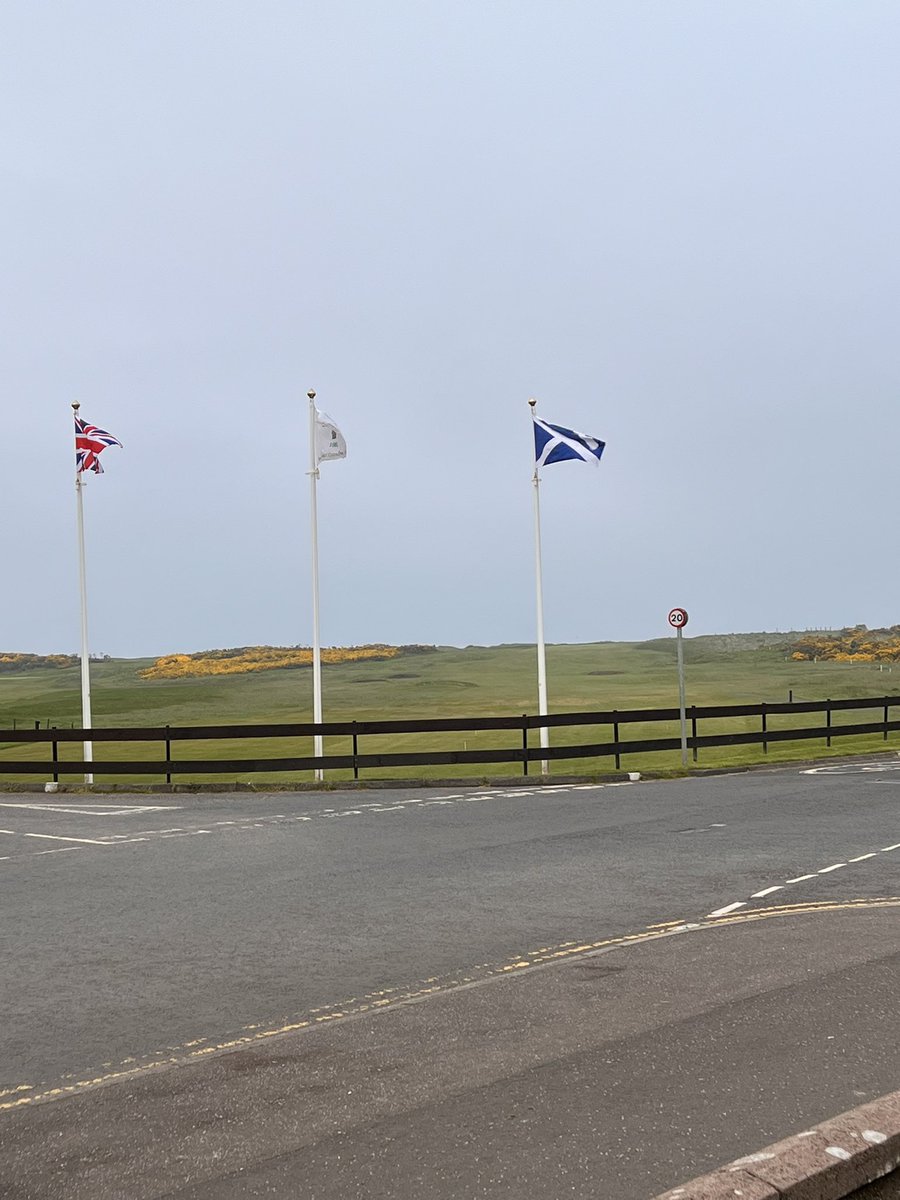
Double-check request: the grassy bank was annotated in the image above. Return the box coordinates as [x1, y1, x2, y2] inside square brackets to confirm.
[2, 638, 899, 782]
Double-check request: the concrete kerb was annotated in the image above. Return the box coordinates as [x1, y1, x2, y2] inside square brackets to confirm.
[0, 773, 630, 796]
[654, 1089, 900, 1200]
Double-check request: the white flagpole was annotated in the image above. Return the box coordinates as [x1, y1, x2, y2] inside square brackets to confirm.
[528, 398, 550, 775]
[307, 389, 324, 783]
[72, 402, 94, 785]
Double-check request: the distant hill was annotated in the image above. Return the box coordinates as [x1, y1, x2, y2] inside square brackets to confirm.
[635, 630, 833, 654]
[9, 630, 893, 675]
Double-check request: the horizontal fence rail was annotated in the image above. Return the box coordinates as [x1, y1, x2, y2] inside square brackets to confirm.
[1, 695, 900, 782]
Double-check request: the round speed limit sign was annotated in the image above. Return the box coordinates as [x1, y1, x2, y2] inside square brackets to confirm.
[668, 607, 689, 629]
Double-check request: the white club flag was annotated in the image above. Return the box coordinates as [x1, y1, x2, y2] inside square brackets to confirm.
[315, 411, 347, 464]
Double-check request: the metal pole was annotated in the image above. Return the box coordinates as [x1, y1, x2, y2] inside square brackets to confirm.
[72, 403, 93, 785]
[529, 400, 549, 776]
[308, 390, 324, 783]
[676, 625, 688, 767]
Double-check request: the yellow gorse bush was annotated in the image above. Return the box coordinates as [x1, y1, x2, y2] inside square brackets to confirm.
[790, 626, 900, 663]
[0, 652, 78, 672]
[140, 645, 408, 680]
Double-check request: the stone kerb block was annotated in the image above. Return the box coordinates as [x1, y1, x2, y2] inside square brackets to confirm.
[652, 1089, 900, 1200]
[656, 1168, 779, 1199]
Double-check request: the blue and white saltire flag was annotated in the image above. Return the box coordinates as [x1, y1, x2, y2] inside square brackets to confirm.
[533, 417, 605, 468]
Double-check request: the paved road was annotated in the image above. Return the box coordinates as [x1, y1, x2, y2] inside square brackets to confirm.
[1, 761, 899, 1196]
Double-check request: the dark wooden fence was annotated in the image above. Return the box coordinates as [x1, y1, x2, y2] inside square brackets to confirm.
[2, 695, 900, 782]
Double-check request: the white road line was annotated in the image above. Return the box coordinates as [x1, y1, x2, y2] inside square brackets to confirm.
[152, 830, 209, 838]
[0, 803, 179, 816]
[0, 829, 114, 846]
[731, 841, 896, 912]
[707, 901, 746, 918]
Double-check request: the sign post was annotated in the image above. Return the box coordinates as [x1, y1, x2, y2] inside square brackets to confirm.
[668, 608, 689, 767]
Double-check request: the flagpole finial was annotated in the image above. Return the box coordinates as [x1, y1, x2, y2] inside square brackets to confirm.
[72, 401, 80, 413]
[307, 389, 316, 401]
[528, 397, 537, 410]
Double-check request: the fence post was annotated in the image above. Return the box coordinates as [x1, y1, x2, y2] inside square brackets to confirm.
[165, 725, 172, 785]
[691, 707, 698, 763]
[352, 723, 360, 781]
[521, 716, 529, 776]
[52, 731, 59, 784]
[826, 698, 832, 748]
[884, 699, 889, 742]
[761, 702, 768, 755]
[613, 711, 620, 771]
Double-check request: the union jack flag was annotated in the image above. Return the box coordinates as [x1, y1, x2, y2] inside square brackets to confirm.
[75, 416, 123, 474]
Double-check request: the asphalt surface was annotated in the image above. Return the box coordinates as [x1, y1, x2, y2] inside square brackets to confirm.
[1, 760, 899, 1197]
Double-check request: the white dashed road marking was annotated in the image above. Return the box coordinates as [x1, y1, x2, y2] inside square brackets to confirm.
[706, 840, 900, 918]
[707, 901, 747, 918]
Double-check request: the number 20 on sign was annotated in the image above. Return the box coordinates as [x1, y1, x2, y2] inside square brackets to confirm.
[668, 607, 689, 629]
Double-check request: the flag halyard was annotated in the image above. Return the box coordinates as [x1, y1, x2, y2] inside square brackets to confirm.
[533, 417, 605, 468]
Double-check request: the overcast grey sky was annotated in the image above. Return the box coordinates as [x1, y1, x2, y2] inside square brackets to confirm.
[4, 1, 899, 656]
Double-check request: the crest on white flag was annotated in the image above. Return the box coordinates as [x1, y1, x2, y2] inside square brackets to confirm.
[315, 411, 347, 464]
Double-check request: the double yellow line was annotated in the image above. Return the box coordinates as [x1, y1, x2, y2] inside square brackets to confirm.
[4, 896, 898, 1114]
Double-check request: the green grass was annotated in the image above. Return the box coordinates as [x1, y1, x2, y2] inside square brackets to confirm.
[3, 638, 900, 783]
